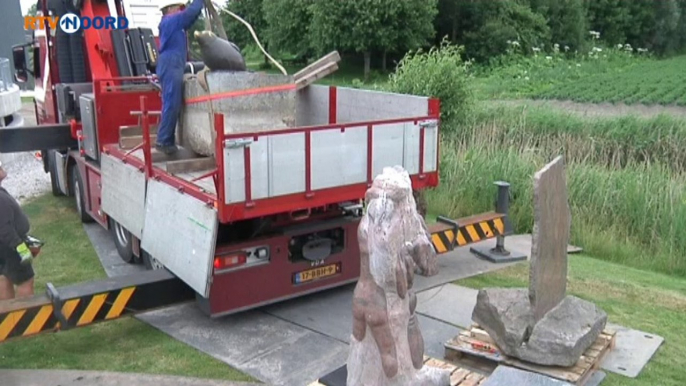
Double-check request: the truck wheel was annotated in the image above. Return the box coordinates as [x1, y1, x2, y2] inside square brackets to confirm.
[110, 219, 134, 263]
[48, 151, 62, 197]
[69, 165, 93, 223]
[141, 250, 164, 270]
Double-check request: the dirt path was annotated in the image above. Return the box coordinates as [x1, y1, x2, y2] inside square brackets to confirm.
[489, 99, 686, 119]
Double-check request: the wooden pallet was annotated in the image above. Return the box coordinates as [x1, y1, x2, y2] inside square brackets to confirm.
[444, 324, 617, 385]
[307, 355, 489, 386]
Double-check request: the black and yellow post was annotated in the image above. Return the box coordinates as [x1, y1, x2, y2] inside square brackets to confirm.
[0, 269, 194, 344]
[470, 181, 527, 263]
[428, 180, 527, 263]
[429, 212, 507, 254]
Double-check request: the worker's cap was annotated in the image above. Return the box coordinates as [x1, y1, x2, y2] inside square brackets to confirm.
[158, 0, 186, 11]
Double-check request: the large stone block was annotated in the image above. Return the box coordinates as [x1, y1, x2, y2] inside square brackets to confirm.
[471, 288, 533, 357]
[519, 295, 608, 367]
[181, 71, 296, 156]
[473, 293, 607, 367]
[530, 155, 571, 322]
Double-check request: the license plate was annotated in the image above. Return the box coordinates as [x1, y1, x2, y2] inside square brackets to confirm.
[293, 263, 340, 284]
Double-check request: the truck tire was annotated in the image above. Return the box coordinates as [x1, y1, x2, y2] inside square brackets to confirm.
[110, 219, 135, 263]
[48, 151, 63, 197]
[69, 165, 94, 223]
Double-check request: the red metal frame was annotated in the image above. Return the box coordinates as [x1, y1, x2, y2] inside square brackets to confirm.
[214, 113, 226, 220]
[94, 78, 162, 152]
[328, 86, 337, 124]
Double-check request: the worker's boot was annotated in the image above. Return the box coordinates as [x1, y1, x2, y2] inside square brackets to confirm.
[155, 143, 178, 155]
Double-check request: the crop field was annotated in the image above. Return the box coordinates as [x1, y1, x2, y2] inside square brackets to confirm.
[473, 48, 686, 106]
[533, 55, 686, 105]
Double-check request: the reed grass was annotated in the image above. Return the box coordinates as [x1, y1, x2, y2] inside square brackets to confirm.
[428, 105, 686, 276]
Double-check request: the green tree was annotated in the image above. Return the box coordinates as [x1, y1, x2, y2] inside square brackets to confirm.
[435, 0, 462, 43]
[528, 0, 588, 52]
[262, 0, 314, 60]
[309, 0, 437, 80]
[586, 0, 631, 46]
[222, 0, 267, 53]
[460, 0, 550, 62]
[391, 0, 439, 70]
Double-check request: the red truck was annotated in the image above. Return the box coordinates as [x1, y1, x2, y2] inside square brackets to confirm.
[7, 0, 440, 318]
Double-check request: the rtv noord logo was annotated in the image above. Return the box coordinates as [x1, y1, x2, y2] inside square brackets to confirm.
[59, 13, 129, 34]
[24, 14, 129, 34]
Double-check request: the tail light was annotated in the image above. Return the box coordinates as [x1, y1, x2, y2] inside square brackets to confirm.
[213, 252, 247, 271]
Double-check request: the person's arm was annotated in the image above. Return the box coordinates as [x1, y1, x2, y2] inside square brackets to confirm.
[172, 0, 204, 30]
[0, 196, 23, 250]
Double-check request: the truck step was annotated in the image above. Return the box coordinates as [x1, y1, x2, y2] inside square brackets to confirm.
[120, 134, 157, 149]
[120, 124, 158, 136]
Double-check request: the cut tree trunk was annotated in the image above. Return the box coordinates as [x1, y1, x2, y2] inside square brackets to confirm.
[364, 51, 371, 82]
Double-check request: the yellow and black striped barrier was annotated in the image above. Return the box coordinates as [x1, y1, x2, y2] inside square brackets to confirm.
[0, 269, 194, 344]
[428, 212, 508, 254]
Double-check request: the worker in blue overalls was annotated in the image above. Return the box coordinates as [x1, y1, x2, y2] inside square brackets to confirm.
[155, 0, 204, 155]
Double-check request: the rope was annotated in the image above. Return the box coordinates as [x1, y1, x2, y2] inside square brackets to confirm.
[216, 7, 288, 76]
[186, 83, 296, 104]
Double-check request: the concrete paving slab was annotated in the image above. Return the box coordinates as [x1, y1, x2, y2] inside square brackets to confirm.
[83, 224, 145, 278]
[0, 369, 264, 386]
[416, 284, 478, 329]
[585, 370, 607, 386]
[601, 323, 664, 378]
[262, 284, 354, 343]
[417, 314, 462, 359]
[137, 302, 348, 386]
[481, 365, 573, 386]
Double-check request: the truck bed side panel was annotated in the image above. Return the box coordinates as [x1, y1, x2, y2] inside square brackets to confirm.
[335, 87, 429, 123]
[100, 153, 146, 239]
[140, 179, 218, 297]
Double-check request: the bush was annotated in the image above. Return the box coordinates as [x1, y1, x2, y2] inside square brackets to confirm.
[386, 39, 473, 129]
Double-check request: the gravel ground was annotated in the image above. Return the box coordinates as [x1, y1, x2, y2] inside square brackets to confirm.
[0, 102, 51, 204]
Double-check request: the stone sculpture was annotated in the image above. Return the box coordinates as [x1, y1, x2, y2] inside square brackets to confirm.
[347, 166, 449, 386]
[472, 156, 607, 367]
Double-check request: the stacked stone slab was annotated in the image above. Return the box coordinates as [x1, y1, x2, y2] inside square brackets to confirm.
[472, 156, 607, 367]
[346, 166, 449, 386]
[180, 71, 296, 157]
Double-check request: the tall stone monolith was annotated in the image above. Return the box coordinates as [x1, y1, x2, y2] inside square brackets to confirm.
[471, 156, 607, 367]
[530, 155, 571, 322]
[347, 166, 449, 386]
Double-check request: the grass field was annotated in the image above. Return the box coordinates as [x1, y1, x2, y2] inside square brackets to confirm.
[456, 254, 686, 386]
[0, 194, 253, 382]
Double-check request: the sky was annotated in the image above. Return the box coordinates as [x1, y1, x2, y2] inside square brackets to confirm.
[19, 0, 33, 15]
